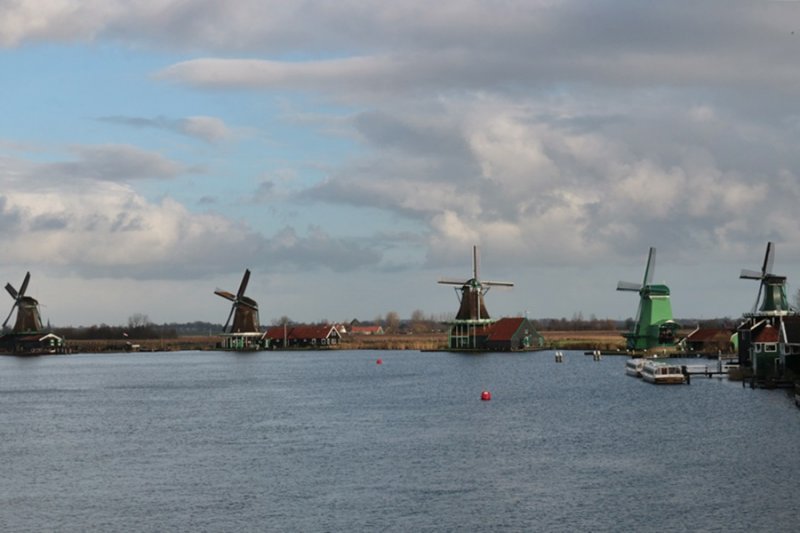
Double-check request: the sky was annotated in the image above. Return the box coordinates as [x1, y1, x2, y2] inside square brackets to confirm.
[3, 0, 800, 327]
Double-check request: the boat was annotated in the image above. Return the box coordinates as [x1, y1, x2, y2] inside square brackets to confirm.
[640, 361, 687, 384]
[625, 358, 646, 377]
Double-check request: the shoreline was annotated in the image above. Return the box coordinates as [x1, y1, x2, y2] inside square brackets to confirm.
[31, 329, 716, 356]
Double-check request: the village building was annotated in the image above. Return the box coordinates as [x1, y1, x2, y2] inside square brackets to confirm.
[735, 242, 800, 382]
[264, 324, 342, 349]
[349, 325, 385, 335]
[218, 331, 267, 351]
[0, 332, 67, 355]
[447, 317, 545, 352]
[681, 327, 734, 355]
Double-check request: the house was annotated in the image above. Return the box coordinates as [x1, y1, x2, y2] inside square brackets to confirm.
[737, 315, 800, 380]
[0, 332, 68, 355]
[447, 317, 544, 352]
[681, 327, 734, 355]
[218, 331, 267, 351]
[349, 325, 384, 335]
[264, 324, 342, 349]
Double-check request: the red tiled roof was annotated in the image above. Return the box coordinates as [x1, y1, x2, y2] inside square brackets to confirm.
[264, 325, 339, 340]
[350, 325, 383, 334]
[754, 324, 779, 343]
[486, 317, 525, 341]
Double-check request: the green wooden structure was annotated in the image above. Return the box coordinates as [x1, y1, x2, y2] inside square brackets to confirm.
[736, 242, 800, 381]
[617, 247, 678, 351]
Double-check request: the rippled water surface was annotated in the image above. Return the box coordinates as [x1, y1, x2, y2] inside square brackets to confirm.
[1, 350, 798, 532]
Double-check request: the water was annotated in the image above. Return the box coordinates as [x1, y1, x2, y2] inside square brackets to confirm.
[1, 350, 798, 532]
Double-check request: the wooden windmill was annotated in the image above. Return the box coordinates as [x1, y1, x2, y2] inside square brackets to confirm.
[438, 245, 513, 321]
[736, 241, 800, 375]
[740, 241, 792, 315]
[616, 247, 678, 351]
[215, 269, 260, 333]
[4, 272, 44, 334]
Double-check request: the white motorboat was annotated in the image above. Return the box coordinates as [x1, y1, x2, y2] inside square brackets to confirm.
[640, 361, 687, 384]
[625, 358, 645, 378]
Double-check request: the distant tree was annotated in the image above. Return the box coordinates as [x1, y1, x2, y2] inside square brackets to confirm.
[272, 316, 292, 326]
[384, 311, 400, 333]
[128, 313, 150, 329]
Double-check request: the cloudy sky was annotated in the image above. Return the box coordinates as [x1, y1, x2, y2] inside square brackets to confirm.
[3, 0, 800, 327]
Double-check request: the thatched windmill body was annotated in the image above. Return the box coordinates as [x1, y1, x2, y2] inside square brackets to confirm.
[214, 269, 268, 351]
[439, 245, 513, 321]
[4, 272, 44, 334]
[215, 269, 260, 334]
[438, 245, 514, 350]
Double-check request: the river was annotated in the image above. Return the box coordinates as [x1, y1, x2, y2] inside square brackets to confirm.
[1, 350, 798, 532]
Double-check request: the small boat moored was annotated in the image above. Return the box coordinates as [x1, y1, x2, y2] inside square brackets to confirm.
[625, 358, 645, 378]
[641, 361, 687, 384]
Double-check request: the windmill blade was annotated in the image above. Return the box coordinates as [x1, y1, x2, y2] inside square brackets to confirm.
[753, 282, 764, 314]
[643, 247, 656, 286]
[5, 283, 18, 300]
[740, 269, 763, 280]
[2, 302, 17, 329]
[18, 272, 30, 298]
[632, 299, 643, 335]
[472, 245, 479, 280]
[617, 281, 642, 291]
[483, 280, 514, 287]
[237, 269, 251, 299]
[762, 242, 775, 276]
[438, 278, 469, 286]
[214, 289, 237, 301]
[223, 304, 236, 332]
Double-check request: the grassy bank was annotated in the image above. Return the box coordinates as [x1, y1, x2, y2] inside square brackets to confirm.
[63, 330, 632, 353]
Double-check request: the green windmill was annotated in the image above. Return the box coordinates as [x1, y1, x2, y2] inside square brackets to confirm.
[617, 247, 679, 351]
[739, 241, 792, 315]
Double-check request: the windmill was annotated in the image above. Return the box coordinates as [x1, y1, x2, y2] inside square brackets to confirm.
[740, 241, 792, 315]
[215, 269, 260, 333]
[438, 245, 513, 321]
[4, 272, 44, 334]
[617, 247, 677, 351]
[736, 241, 798, 374]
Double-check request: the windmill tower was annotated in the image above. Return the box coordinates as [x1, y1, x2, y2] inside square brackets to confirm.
[439, 245, 514, 349]
[617, 247, 678, 351]
[215, 269, 260, 334]
[4, 272, 44, 334]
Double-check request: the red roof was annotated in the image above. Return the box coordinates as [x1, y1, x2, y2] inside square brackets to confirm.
[487, 317, 526, 341]
[264, 325, 340, 340]
[754, 324, 779, 343]
[350, 325, 384, 334]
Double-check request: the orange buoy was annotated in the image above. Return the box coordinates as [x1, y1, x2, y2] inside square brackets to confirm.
[376, 358, 383, 365]
[481, 390, 491, 401]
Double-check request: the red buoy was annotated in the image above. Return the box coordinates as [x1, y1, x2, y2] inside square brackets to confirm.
[376, 358, 383, 365]
[481, 390, 491, 401]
